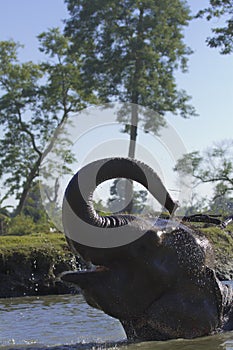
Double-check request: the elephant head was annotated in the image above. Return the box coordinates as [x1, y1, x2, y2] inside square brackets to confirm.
[61, 157, 233, 341]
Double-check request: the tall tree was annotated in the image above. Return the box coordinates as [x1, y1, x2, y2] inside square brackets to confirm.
[192, 2, 233, 214]
[174, 140, 233, 200]
[197, 0, 233, 54]
[64, 0, 195, 118]
[107, 178, 148, 214]
[0, 41, 43, 214]
[0, 30, 94, 215]
[65, 0, 196, 212]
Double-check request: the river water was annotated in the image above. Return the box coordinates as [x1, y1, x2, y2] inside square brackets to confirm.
[1, 294, 233, 350]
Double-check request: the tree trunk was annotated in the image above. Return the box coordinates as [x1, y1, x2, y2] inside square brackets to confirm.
[122, 7, 144, 214]
[128, 104, 139, 158]
[14, 157, 41, 216]
[122, 104, 139, 213]
[14, 112, 69, 217]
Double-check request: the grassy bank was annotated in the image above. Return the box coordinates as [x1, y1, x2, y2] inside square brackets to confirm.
[200, 224, 233, 279]
[0, 232, 77, 298]
[0, 224, 232, 298]
[0, 232, 69, 256]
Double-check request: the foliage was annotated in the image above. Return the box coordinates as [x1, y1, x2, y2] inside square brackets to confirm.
[0, 183, 57, 235]
[7, 214, 38, 235]
[37, 27, 97, 115]
[107, 179, 148, 214]
[64, 0, 196, 212]
[64, 0, 196, 161]
[0, 232, 69, 260]
[0, 41, 43, 213]
[0, 211, 10, 235]
[197, 0, 233, 54]
[6, 213, 52, 236]
[22, 182, 48, 223]
[174, 140, 233, 201]
[0, 30, 94, 215]
[200, 225, 233, 264]
[93, 199, 111, 216]
[208, 196, 233, 216]
[176, 193, 209, 216]
[65, 0, 195, 118]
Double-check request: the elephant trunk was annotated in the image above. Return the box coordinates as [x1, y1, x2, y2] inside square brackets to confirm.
[63, 157, 177, 230]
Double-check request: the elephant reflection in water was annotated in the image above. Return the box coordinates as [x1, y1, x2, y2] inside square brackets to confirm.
[61, 158, 233, 341]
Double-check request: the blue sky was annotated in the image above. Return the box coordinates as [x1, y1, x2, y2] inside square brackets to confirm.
[0, 0, 232, 208]
[0, 0, 68, 61]
[172, 1, 233, 152]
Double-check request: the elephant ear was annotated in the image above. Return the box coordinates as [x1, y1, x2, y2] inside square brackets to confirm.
[163, 225, 228, 328]
[162, 226, 210, 275]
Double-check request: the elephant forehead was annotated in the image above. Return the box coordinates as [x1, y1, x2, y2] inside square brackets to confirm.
[159, 226, 210, 273]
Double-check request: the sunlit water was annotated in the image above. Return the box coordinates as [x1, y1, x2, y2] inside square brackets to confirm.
[1, 294, 233, 350]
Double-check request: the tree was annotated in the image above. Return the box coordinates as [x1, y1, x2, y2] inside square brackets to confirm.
[65, 0, 196, 123]
[175, 193, 208, 216]
[107, 178, 148, 214]
[197, 0, 233, 54]
[208, 195, 233, 216]
[0, 30, 95, 215]
[22, 182, 48, 223]
[0, 40, 43, 214]
[64, 0, 195, 117]
[174, 140, 233, 201]
[0, 206, 10, 235]
[64, 0, 196, 212]
[37, 28, 97, 116]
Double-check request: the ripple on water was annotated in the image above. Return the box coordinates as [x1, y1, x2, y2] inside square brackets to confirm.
[1, 294, 233, 350]
[0, 294, 125, 348]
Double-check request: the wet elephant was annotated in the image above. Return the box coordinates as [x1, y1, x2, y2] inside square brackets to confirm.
[61, 158, 233, 341]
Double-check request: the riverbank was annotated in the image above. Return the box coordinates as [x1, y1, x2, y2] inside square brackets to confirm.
[200, 225, 233, 280]
[0, 225, 232, 298]
[0, 233, 77, 298]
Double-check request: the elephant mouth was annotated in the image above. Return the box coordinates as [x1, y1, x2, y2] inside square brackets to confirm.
[60, 261, 111, 286]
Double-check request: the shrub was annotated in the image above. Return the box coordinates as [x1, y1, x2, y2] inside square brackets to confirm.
[7, 214, 37, 235]
[0, 213, 10, 235]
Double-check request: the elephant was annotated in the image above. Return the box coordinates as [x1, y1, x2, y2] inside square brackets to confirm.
[61, 157, 233, 341]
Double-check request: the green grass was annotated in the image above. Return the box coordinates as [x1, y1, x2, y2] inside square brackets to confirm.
[1, 224, 233, 265]
[0, 232, 70, 259]
[199, 225, 233, 263]
[0, 232, 76, 298]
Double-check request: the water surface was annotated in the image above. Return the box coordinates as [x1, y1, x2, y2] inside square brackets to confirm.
[0, 294, 233, 350]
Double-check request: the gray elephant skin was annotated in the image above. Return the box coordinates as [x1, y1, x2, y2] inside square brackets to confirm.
[61, 157, 233, 341]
